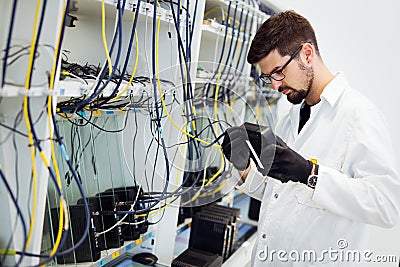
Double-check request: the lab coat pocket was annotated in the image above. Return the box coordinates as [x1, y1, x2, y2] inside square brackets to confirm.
[295, 186, 325, 210]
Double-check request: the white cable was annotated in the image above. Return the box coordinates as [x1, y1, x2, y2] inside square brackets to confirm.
[212, 28, 221, 73]
[144, 10, 151, 78]
[67, 72, 88, 85]
[120, 220, 147, 226]
[95, 185, 142, 237]
[120, 105, 136, 182]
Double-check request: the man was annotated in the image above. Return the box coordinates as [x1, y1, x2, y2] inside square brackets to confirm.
[221, 10, 400, 266]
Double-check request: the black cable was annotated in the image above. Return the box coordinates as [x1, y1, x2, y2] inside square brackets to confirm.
[219, 1, 239, 79]
[66, 110, 93, 127]
[72, 1, 124, 111]
[131, 109, 139, 188]
[48, 101, 91, 261]
[70, 110, 130, 133]
[91, 0, 140, 106]
[0, 169, 28, 266]
[204, 1, 232, 99]
[188, 0, 199, 55]
[15, 0, 50, 263]
[122, 0, 172, 214]
[235, 6, 251, 71]
[240, 10, 257, 73]
[27, 0, 47, 89]
[0, 107, 24, 266]
[185, 0, 189, 64]
[151, 119, 231, 149]
[221, 1, 242, 105]
[0, 121, 28, 139]
[1, 0, 18, 88]
[222, 4, 246, 106]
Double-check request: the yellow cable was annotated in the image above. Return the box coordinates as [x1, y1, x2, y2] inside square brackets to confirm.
[205, 148, 225, 186]
[101, 0, 113, 77]
[47, 1, 69, 260]
[213, 16, 241, 26]
[139, 1, 226, 210]
[24, 0, 41, 89]
[154, 24, 221, 149]
[201, 179, 228, 197]
[213, 34, 227, 136]
[204, 7, 227, 19]
[113, 30, 139, 99]
[236, 40, 242, 65]
[0, 250, 15, 255]
[23, 0, 42, 250]
[47, 101, 65, 260]
[113, 10, 139, 99]
[22, 99, 37, 251]
[137, 4, 209, 214]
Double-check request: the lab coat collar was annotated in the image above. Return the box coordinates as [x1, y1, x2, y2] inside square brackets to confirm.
[319, 72, 347, 108]
[287, 72, 347, 139]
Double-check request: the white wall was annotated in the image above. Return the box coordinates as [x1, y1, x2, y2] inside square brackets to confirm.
[276, 0, 400, 265]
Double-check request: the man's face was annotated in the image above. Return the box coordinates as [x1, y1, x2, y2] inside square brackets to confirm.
[258, 49, 314, 104]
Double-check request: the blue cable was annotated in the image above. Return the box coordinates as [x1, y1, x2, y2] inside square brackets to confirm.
[219, 1, 238, 77]
[22, 0, 88, 263]
[48, 108, 91, 258]
[204, 0, 232, 99]
[73, 0, 124, 111]
[95, 0, 142, 106]
[1, 0, 18, 88]
[240, 10, 257, 72]
[235, 4, 250, 71]
[219, 1, 239, 104]
[0, 169, 27, 266]
[223, 2, 244, 105]
[188, 0, 198, 57]
[26, 0, 48, 89]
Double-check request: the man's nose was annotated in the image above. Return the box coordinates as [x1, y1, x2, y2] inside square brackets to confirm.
[270, 79, 283, 90]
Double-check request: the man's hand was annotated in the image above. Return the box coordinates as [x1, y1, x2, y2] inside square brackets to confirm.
[221, 122, 314, 185]
[221, 125, 250, 171]
[221, 122, 285, 171]
[258, 144, 313, 185]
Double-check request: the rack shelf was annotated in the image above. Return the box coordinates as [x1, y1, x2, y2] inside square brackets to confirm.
[205, 0, 270, 21]
[201, 22, 251, 42]
[72, 0, 178, 25]
[52, 231, 154, 267]
[0, 84, 56, 97]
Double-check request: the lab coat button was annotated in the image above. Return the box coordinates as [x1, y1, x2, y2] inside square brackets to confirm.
[262, 233, 267, 239]
[274, 193, 279, 199]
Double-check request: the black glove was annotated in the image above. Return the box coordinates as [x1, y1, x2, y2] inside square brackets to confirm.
[221, 125, 250, 171]
[242, 122, 288, 157]
[258, 143, 313, 184]
[221, 122, 284, 171]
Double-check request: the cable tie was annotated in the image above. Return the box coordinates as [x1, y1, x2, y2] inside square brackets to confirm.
[60, 144, 70, 161]
[157, 127, 163, 138]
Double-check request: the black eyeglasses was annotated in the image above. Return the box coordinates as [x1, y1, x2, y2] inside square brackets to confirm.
[259, 44, 304, 85]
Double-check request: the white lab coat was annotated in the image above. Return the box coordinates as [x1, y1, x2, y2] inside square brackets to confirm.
[237, 73, 400, 266]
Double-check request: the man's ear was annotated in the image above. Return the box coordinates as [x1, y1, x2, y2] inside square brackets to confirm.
[301, 42, 315, 66]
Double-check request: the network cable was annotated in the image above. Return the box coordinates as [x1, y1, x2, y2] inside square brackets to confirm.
[1, 0, 18, 88]
[0, 168, 27, 266]
[96, 0, 139, 105]
[204, 1, 232, 99]
[72, 0, 124, 111]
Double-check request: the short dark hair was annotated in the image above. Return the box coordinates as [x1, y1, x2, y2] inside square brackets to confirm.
[247, 10, 320, 64]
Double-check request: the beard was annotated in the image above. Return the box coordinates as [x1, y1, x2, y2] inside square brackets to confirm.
[286, 89, 308, 104]
[280, 64, 314, 105]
